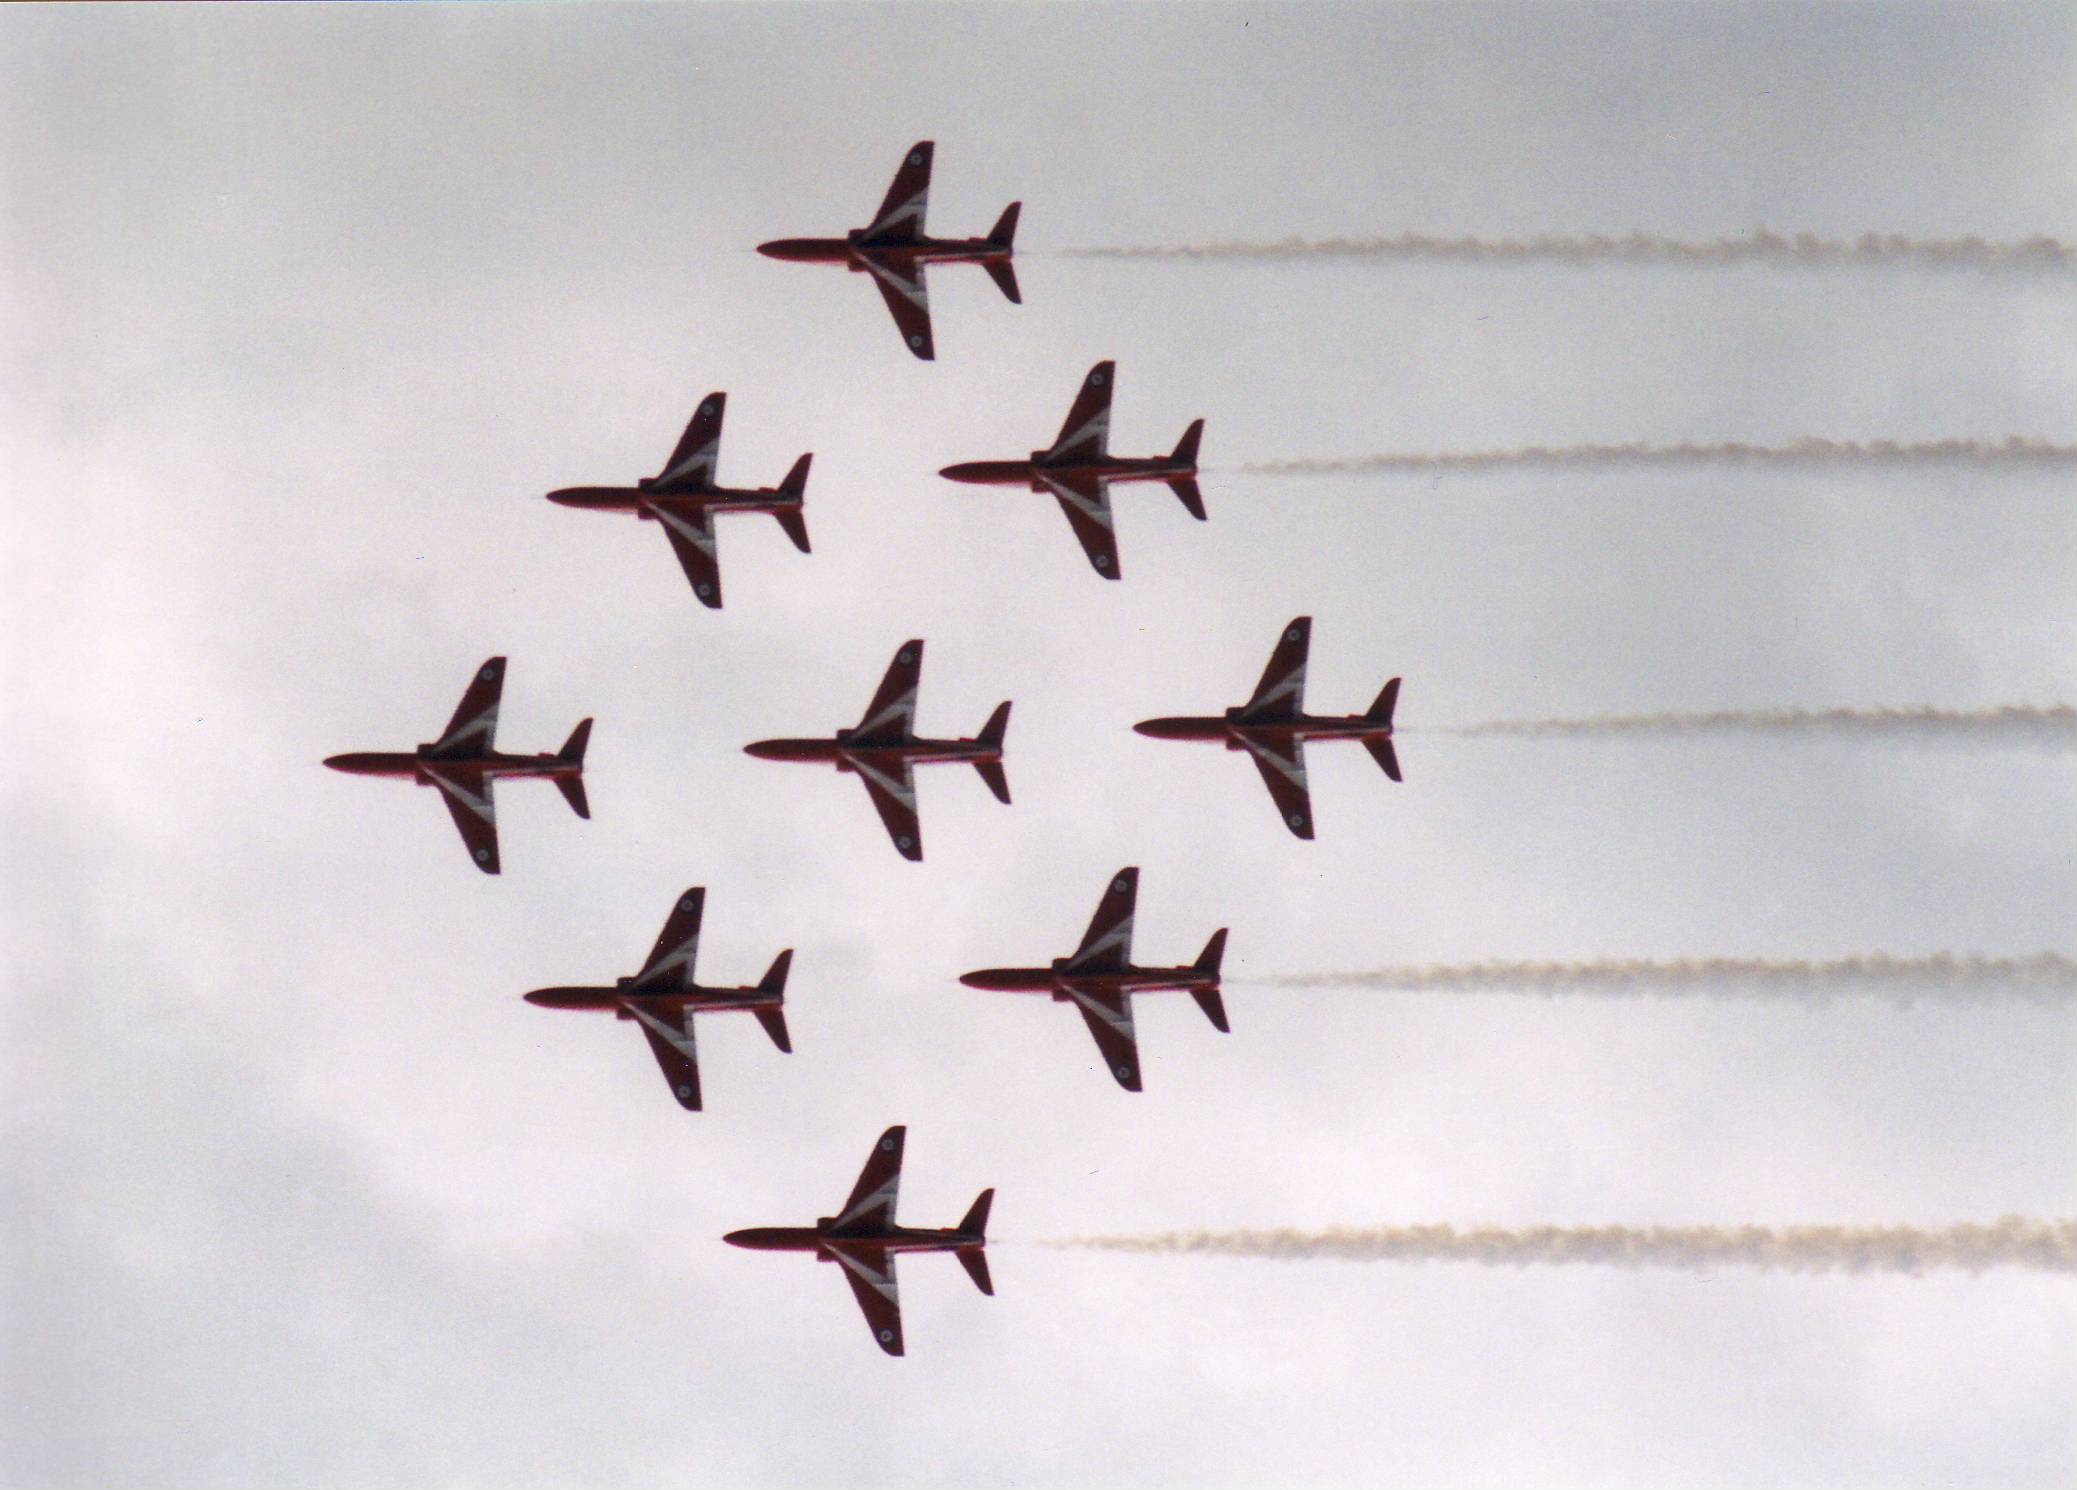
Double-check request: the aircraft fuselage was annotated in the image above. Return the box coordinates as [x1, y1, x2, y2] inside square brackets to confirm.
[723, 1223, 983, 1257]
[1132, 710, 1399, 749]
[958, 961, 1220, 999]
[523, 977, 779, 1018]
[939, 456, 1194, 492]
[544, 482, 794, 518]
[756, 231, 1009, 271]
[743, 734, 1000, 771]
[322, 748, 577, 785]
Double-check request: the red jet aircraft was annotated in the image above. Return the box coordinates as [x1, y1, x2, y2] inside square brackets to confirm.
[546, 393, 811, 609]
[324, 656, 589, 874]
[725, 1126, 993, 1357]
[939, 361, 1205, 580]
[1134, 615, 1402, 840]
[757, 140, 1020, 360]
[960, 867, 1228, 1092]
[743, 640, 1010, 862]
[522, 887, 791, 1112]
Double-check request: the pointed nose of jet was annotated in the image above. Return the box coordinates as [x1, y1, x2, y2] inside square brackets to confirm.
[323, 752, 383, 775]
[939, 462, 989, 484]
[743, 739, 785, 761]
[722, 1229, 756, 1248]
[757, 238, 826, 263]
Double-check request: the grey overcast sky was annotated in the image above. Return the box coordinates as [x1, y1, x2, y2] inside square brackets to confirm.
[5, 4, 2075, 1487]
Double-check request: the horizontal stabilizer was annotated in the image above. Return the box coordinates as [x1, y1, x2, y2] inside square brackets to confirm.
[1190, 985, 1231, 1034]
[987, 201, 1020, 248]
[983, 257, 1022, 305]
[754, 1005, 792, 1054]
[956, 1246, 995, 1297]
[959, 1187, 995, 1239]
[1171, 417, 1203, 468]
[559, 717, 593, 764]
[1168, 476, 1207, 521]
[1365, 736, 1403, 782]
[554, 774, 591, 820]
[758, 948, 793, 996]
[1367, 677, 1401, 725]
[1193, 927, 1228, 977]
[975, 701, 1012, 803]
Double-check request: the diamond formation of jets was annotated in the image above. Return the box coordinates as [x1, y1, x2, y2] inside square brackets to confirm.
[324, 657, 590, 874]
[940, 361, 1205, 580]
[725, 1126, 994, 1356]
[758, 140, 1020, 361]
[546, 393, 812, 609]
[1134, 616, 1402, 840]
[522, 888, 792, 1112]
[743, 640, 1011, 861]
[961, 867, 1229, 1092]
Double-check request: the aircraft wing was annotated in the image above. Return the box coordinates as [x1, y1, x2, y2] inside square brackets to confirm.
[1038, 472, 1121, 580]
[864, 140, 932, 242]
[623, 1000, 703, 1111]
[655, 393, 725, 492]
[1045, 361, 1113, 461]
[1061, 981, 1142, 1092]
[1237, 729, 1315, 840]
[649, 501, 724, 609]
[825, 1241, 905, 1356]
[833, 1125, 905, 1231]
[1241, 616, 1310, 720]
[631, 887, 703, 992]
[859, 254, 936, 360]
[851, 641, 922, 743]
[421, 760, 500, 873]
[1065, 867, 1137, 973]
[843, 751, 923, 861]
[430, 656, 505, 757]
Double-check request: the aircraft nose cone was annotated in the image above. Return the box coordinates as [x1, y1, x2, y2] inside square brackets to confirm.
[322, 754, 349, 770]
[743, 740, 779, 760]
[545, 488, 582, 507]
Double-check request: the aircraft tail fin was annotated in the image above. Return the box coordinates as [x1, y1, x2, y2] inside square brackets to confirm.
[1367, 677, 1401, 726]
[1365, 736, 1404, 783]
[973, 702, 1011, 804]
[754, 951, 792, 1052]
[771, 455, 812, 553]
[983, 257, 1022, 305]
[956, 1246, 994, 1296]
[554, 719, 593, 818]
[1167, 421, 1207, 518]
[959, 1187, 995, 1239]
[1191, 930, 1231, 1032]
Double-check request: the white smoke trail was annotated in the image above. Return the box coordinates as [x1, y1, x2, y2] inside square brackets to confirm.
[1233, 436, 2077, 477]
[1051, 1217, 2077, 1276]
[1060, 229, 2076, 270]
[1425, 705, 2077, 746]
[1255, 953, 2077, 1006]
